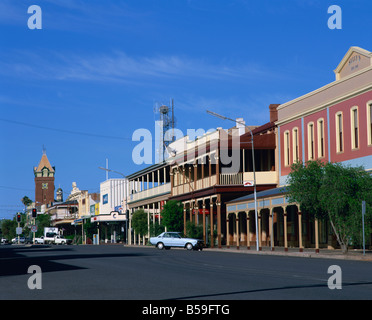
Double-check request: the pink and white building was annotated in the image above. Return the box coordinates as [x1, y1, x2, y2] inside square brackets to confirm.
[226, 47, 372, 251]
[278, 46, 372, 184]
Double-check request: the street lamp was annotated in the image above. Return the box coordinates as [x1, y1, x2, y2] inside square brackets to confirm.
[206, 110, 259, 251]
[98, 167, 127, 178]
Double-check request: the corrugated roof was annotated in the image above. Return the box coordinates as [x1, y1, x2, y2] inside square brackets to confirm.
[226, 186, 288, 204]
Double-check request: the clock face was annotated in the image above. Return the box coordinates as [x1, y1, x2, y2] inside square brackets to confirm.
[42, 183, 48, 189]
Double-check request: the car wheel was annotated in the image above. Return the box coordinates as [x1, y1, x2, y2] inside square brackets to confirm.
[157, 242, 164, 250]
[186, 243, 193, 250]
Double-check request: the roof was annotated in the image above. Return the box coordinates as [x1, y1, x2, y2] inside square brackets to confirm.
[126, 161, 168, 180]
[226, 186, 288, 204]
[35, 153, 55, 173]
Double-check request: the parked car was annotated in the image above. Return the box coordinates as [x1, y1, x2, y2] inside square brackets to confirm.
[149, 232, 204, 251]
[12, 236, 26, 244]
[34, 236, 45, 244]
[1, 238, 8, 244]
[54, 235, 72, 245]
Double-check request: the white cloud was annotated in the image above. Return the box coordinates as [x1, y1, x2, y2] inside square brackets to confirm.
[1, 50, 278, 86]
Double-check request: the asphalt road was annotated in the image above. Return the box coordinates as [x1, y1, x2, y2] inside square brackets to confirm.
[1, 244, 371, 301]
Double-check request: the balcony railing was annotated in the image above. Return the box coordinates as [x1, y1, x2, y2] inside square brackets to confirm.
[129, 182, 171, 203]
[172, 171, 277, 196]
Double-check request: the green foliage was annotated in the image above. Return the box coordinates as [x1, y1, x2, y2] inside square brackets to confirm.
[132, 209, 148, 236]
[287, 160, 372, 253]
[21, 196, 33, 207]
[83, 220, 97, 239]
[185, 221, 203, 239]
[1, 219, 17, 240]
[35, 214, 51, 237]
[161, 200, 183, 232]
[286, 160, 326, 219]
[149, 222, 165, 237]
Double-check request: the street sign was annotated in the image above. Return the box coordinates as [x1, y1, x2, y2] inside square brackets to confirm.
[31, 225, 38, 233]
[16, 227, 22, 235]
[243, 181, 254, 187]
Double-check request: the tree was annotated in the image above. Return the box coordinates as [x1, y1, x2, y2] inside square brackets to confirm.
[319, 162, 372, 253]
[35, 214, 51, 237]
[161, 200, 183, 232]
[132, 209, 148, 237]
[83, 220, 96, 240]
[1, 219, 17, 240]
[287, 160, 372, 254]
[21, 196, 33, 208]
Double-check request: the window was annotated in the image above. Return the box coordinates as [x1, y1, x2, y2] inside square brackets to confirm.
[317, 118, 325, 158]
[350, 106, 359, 149]
[367, 102, 372, 146]
[335, 112, 343, 153]
[292, 128, 299, 163]
[307, 122, 314, 160]
[284, 130, 290, 166]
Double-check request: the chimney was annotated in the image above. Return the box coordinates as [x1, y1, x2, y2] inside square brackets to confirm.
[269, 104, 280, 123]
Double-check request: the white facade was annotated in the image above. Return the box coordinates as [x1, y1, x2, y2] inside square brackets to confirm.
[100, 179, 129, 215]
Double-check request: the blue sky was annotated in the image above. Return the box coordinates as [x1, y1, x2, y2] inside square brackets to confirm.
[1, 0, 371, 219]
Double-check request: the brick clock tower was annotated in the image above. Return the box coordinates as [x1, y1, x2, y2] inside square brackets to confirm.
[34, 149, 55, 206]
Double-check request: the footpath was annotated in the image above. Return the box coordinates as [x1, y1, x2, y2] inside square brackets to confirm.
[13, 242, 372, 262]
[125, 243, 372, 261]
[202, 246, 372, 261]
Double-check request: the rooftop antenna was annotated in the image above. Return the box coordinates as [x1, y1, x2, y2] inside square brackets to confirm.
[153, 99, 176, 162]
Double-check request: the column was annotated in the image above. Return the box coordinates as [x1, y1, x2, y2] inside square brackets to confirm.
[298, 211, 303, 252]
[202, 200, 206, 244]
[182, 165, 185, 194]
[226, 214, 230, 248]
[216, 153, 220, 185]
[270, 208, 274, 251]
[183, 202, 187, 236]
[158, 201, 161, 225]
[193, 163, 197, 191]
[258, 211, 262, 251]
[217, 195, 221, 248]
[283, 208, 288, 251]
[208, 154, 212, 187]
[147, 204, 150, 239]
[246, 211, 250, 250]
[190, 201, 194, 224]
[194, 203, 199, 225]
[170, 170, 174, 194]
[210, 199, 214, 248]
[235, 212, 240, 250]
[201, 158, 204, 189]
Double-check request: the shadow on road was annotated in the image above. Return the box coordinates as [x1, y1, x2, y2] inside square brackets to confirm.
[0, 246, 151, 277]
[168, 281, 372, 300]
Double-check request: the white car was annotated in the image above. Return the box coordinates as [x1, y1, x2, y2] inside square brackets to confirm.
[54, 235, 72, 245]
[149, 232, 203, 251]
[34, 236, 44, 244]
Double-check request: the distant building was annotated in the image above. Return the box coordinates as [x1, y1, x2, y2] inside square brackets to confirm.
[34, 150, 55, 206]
